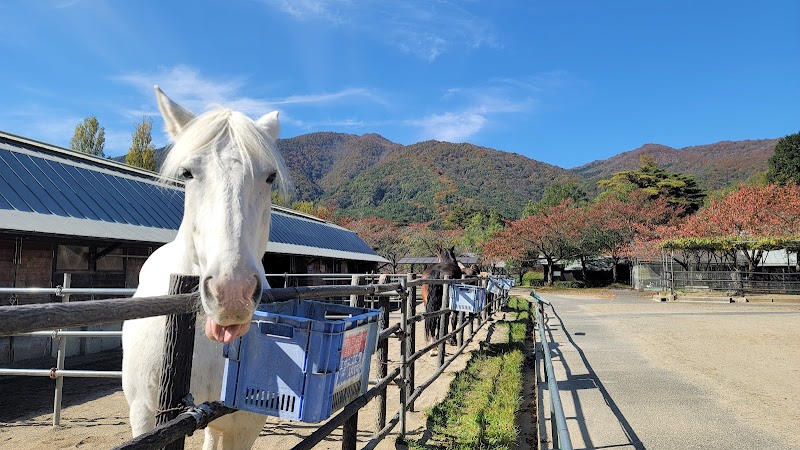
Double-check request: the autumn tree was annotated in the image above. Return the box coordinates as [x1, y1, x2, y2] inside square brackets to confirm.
[523, 179, 589, 216]
[126, 116, 157, 171]
[461, 210, 504, 254]
[586, 191, 676, 282]
[672, 183, 800, 271]
[290, 200, 336, 222]
[346, 217, 409, 273]
[70, 115, 105, 157]
[598, 155, 705, 215]
[484, 200, 583, 285]
[766, 131, 800, 185]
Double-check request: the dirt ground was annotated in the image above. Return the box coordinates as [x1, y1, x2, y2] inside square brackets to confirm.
[0, 301, 518, 450]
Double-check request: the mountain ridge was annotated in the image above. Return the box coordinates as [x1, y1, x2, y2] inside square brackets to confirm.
[113, 132, 780, 220]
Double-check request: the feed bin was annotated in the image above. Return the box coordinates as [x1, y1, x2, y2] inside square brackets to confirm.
[221, 300, 381, 423]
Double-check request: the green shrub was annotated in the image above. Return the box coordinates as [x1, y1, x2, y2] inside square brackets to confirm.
[553, 280, 586, 288]
[522, 271, 544, 286]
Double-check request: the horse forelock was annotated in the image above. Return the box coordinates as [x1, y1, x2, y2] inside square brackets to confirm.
[159, 107, 292, 197]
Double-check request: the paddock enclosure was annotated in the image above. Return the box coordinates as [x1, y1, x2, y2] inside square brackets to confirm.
[0, 130, 387, 366]
[0, 129, 518, 449]
[0, 272, 512, 450]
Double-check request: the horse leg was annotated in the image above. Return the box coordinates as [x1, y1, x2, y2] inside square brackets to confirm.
[424, 284, 443, 356]
[202, 427, 222, 450]
[449, 311, 458, 346]
[122, 316, 165, 436]
[208, 412, 265, 450]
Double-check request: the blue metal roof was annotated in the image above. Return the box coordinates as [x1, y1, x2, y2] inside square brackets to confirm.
[0, 145, 183, 229]
[0, 131, 385, 262]
[270, 212, 375, 254]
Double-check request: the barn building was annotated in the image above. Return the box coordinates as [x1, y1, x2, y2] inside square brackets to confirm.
[0, 130, 386, 363]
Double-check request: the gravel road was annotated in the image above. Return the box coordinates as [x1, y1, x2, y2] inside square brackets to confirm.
[536, 290, 800, 450]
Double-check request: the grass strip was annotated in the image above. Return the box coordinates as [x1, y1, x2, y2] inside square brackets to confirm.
[408, 297, 529, 450]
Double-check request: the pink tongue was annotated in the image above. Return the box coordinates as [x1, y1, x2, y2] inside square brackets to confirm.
[205, 317, 251, 344]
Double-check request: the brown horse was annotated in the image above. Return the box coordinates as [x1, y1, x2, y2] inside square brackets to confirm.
[458, 262, 480, 277]
[421, 245, 462, 347]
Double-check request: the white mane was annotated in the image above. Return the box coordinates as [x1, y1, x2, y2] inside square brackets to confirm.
[159, 107, 292, 199]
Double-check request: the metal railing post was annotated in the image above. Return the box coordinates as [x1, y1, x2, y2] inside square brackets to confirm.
[532, 293, 573, 450]
[52, 273, 70, 427]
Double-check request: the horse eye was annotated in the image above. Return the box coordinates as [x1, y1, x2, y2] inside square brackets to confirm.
[179, 169, 193, 180]
[266, 172, 277, 184]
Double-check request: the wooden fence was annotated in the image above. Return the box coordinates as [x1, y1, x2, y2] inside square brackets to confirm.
[0, 274, 509, 450]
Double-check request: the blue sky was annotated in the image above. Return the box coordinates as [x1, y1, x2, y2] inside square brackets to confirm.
[1, 0, 798, 169]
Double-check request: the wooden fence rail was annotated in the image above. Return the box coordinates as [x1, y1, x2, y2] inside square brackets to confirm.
[0, 275, 509, 450]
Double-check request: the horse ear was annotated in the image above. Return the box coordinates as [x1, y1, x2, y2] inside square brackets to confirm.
[256, 111, 281, 141]
[154, 85, 195, 138]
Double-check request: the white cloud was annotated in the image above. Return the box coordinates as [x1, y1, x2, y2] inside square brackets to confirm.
[258, 0, 496, 61]
[408, 71, 580, 142]
[114, 66, 384, 116]
[411, 110, 487, 142]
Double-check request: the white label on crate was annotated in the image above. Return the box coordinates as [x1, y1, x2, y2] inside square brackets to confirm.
[334, 326, 369, 392]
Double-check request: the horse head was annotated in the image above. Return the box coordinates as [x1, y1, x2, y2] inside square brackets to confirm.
[439, 246, 458, 266]
[155, 86, 291, 343]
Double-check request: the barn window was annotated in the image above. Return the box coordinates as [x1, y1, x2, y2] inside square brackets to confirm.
[96, 248, 124, 272]
[56, 245, 89, 271]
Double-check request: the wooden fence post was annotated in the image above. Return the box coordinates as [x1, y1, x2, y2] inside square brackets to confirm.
[457, 311, 464, 347]
[407, 273, 417, 412]
[438, 278, 450, 368]
[349, 275, 360, 307]
[343, 276, 367, 450]
[157, 274, 199, 450]
[375, 295, 390, 430]
[399, 277, 409, 437]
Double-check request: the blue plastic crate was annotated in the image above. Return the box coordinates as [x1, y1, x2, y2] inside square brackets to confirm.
[221, 300, 381, 423]
[486, 278, 504, 296]
[449, 284, 486, 313]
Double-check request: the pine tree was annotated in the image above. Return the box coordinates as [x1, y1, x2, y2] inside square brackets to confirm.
[126, 116, 156, 171]
[70, 115, 106, 157]
[766, 131, 800, 185]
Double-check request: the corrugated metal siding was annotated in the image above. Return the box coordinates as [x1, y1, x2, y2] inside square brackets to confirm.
[0, 134, 385, 262]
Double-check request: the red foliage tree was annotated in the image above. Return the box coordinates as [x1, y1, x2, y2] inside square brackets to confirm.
[346, 217, 408, 273]
[587, 191, 677, 281]
[483, 200, 583, 284]
[675, 183, 800, 270]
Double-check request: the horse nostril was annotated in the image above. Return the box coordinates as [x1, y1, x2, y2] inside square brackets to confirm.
[203, 276, 214, 299]
[251, 276, 262, 303]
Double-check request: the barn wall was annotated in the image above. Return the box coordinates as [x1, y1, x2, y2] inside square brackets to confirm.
[0, 235, 156, 364]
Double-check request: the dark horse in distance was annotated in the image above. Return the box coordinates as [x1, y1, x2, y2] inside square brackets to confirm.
[421, 245, 462, 350]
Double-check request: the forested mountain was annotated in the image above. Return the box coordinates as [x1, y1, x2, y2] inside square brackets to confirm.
[115, 133, 779, 220]
[572, 139, 779, 190]
[321, 140, 573, 222]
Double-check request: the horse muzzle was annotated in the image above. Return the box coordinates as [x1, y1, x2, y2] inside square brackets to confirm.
[201, 273, 261, 343]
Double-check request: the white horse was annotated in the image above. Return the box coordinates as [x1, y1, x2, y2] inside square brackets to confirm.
[122, 86, 291, 449]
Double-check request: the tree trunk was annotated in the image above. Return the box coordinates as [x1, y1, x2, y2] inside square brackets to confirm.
[546, 260, 555, 286]
[580, 254, 588, 281]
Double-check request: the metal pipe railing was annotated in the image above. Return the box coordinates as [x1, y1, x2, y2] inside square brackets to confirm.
[0, 274, 135, 426]
[532, 292, 573, 450]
